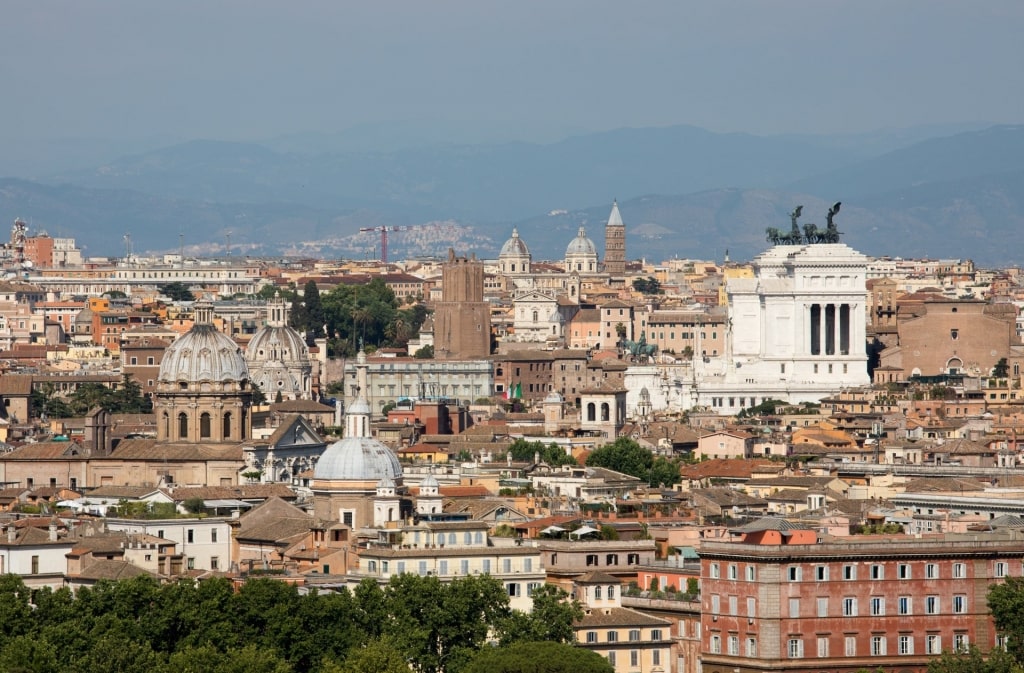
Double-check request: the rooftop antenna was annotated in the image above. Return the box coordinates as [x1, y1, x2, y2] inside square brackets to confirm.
[123, 233, 132, 264]
[225, 231, 232, 257]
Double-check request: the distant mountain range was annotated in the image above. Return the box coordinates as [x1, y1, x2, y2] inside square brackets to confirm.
[0, 123, 1021, 265]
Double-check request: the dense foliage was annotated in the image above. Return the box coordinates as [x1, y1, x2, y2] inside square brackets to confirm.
[506, 439, 577, 468]
[31, 374, 152, 419]
[288, 278, 429, 357]
[0, 573, 581, 673]
[989, 576, 1024, 667]
[158, 282, 195, 302]
[586, 437, 682, 487]
[631, 277, 662, 295]
[463, 641, 613, 673]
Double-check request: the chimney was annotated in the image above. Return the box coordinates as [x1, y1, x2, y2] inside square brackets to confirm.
[7, 526, 16, 543]
[49, 521, 58, 542]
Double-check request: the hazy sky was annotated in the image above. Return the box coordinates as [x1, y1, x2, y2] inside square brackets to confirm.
[2, 1, 1021, 144]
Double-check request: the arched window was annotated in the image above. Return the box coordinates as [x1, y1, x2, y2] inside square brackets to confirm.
[163, 412, 170, 438]
[532, 310, 539, 322]
[587, 402, 596, 422]
[178, 412, 188, 439]
[200, 412, 211, 438]
[223, 412, 232, 439]
[601, 402, 610, 421]
[241, 409, 247, 439]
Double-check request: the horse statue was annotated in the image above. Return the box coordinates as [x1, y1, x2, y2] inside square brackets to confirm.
[765, 227, 784, 245]
[623, 333, 657, 362]
[803, 222, 821, 244]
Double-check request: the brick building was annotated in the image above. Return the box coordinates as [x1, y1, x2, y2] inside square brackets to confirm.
[699, 518, 1024, 673]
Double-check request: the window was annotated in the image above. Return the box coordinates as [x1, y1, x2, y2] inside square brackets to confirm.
[789, 598, 800, 618]
[728, 595, 738, 615]
[187, 529, 194, 543]
[200, 412, 211, 438]
[953, 594, 967, 613]
[710, 635, 721, 654]
[482, 559, 491, 574]
[898, 563, 911, 579]
[788, 638, 804, 658]
[586, 554, 598, 567]
[898, 596, 911, 615]
[607, 585, 614, 600]
[187, 557, 195, 570]
[710, 563, 720, 578]
[899, 635, 914, 655]
[746, 637, 757, 657]
[817, 597, 828, 617]
[996, 561, 1008, 577]
[788, 566, 802, 582]
[711, 595, 720, 614]
[630, 650, 639, 668]
[628, 629, 641, 642]
[30, 555, 39, 574]
[728, 564, 738, 580]
[211, 529, 217, 543]
[507, 583, 520, 597]
[652, 649, 661, 667]
[843, 597, 858, 616]
[607, 652, 615, 667]
[816, 565, 828, 581]
[954, 634, 969, 652]
[728, 635, 739, 655]
[953, 563, 966, 578]
[871, 597, 885, 616]
[586, 631, 597, 644]
[926, 563, 938, 579]
[845, 636, 857, 656]
[747, 597, 756, 618]
[927, 634, 941, 654]
[817, 636, 829, 658]
[651, 629, 663, 641]
[594, 586, 602, 600]
[210, 556, 219, 570]
[926, 595, 939, 614]
[871, 636, 886, 656]
[745, 566, 756, 581]
[871, 564, 884, 580]
[843, 564, 856, 580]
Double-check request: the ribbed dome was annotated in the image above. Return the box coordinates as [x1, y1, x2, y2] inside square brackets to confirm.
[248, 325, 309, 365]
[565, 226, 597, 256]
[158, 325, 249, 383]
[314, 436, 403, 481]
[420, 473, 440, 489]
[347, 398, 371, 416]
[499, 228, 530, 257]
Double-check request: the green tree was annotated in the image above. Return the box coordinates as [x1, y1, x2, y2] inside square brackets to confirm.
[506, 439, 576, 468]
[586, 437, 681, 487]
[413, 345, 434, 359]
[989, 576, 1024, 665]
[464, 641, 613, 673]
[159, 282, 195, 302]
[302, 280, 324, 338]
[498, 585, 581, 646]
[994, 358, 1010, 378]
[926, 646, 1021, 673]
[632, 277, 663, 295]
[332, 637, 409, 673]
[0, 635, 59, 673]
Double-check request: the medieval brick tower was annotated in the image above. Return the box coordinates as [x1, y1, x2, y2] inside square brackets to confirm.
[434, 249, 491, 360]
[604, 200, 626, 279]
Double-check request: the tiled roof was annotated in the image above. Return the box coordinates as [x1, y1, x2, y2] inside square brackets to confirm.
[577, 606, 670, 628]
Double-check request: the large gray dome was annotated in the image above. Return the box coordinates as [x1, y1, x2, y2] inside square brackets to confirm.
[565, 226, 597, 257]
[499, 228, 530, 257]
[314, 436, 403, 482]
[158, 325, 249, 384]
[248, 324, 309, 365]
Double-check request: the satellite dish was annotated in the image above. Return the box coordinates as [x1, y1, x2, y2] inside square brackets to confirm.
[21, 261, 33, 269]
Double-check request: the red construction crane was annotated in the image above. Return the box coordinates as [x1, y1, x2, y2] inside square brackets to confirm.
[358, 225, 409, 264]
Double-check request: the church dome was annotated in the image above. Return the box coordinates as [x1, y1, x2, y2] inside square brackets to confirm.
[314, 435, 403, 482]
[499, 228, 530, 257]
[248, 325, 309, 365]
[158, 324, 249, 384]
[420, 473, 440, 490]
[314, 394, 402, 482]
[565, 226, 597, 257]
